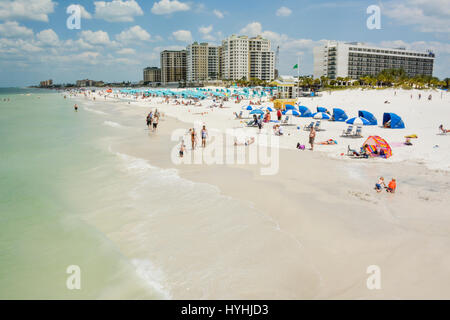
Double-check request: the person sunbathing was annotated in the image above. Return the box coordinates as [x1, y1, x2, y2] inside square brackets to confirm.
[439, 125, 450, 134]
[318, 139, 337, 145]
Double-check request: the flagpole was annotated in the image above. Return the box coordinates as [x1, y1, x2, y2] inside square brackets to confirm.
[297, 56, 300, 79]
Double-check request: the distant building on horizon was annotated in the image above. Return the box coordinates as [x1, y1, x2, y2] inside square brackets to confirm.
[160, 50, 187, 85]
[75, 79, 104, 87]
[39, 79, 53, 87]
[313, 41, 435, 79]
[143, 67, 161, 84]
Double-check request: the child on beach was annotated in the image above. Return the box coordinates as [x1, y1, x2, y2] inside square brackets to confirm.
[179, 140, 185, 158]
[375, 177, 386, 193]
[152, 114, 159, 132]
[387, 178, 397, 193]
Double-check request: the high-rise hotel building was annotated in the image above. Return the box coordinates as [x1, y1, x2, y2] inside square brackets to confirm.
[186, 42, 221, 82]
[313, 41, 435, 79]
[160, 50, 187, 84]
[221, 35, 275, 81]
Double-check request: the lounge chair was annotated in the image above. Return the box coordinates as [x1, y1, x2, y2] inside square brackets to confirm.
[246, 120, 257, 127]
[342, 125, 354, 137]
[303, 122, 314, 131]
[352, 126, 363, 138]
[303, 122, 313, 131]
[282, 116, 290, 124]
[314, 121, 324, 131]
[234, 111, 243, 119]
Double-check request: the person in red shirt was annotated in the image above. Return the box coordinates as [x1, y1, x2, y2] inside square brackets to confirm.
[387, 178, 396, 193]
[277, 109, 282, 121]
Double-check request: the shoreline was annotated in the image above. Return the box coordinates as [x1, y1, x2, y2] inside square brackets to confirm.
[73, 93, 450, 299]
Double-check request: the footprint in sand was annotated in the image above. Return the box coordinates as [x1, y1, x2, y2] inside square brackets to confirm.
[348, 190, 378, 204]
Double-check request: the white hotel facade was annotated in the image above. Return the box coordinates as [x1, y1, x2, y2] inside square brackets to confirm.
[220, 35, 275, 81]
[313, 41, 435, 79]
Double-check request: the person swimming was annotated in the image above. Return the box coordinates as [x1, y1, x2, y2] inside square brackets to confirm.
[74, 104, 78, 112]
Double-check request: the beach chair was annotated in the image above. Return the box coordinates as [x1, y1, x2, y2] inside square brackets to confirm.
[352, 126, 363, 138]
[246, 120, 257, 127]
[314, 121, 322, 131]
[342, 125, 353, 137]
[303, 122, 314, 131]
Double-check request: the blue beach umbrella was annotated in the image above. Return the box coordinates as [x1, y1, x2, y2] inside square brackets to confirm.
[250, 109, 264, 115]
[283, 109, 300, 116]
[346, 117, 371, 125]
[285, 104, 297, 111]
[242, 105, 253, 110]
[312, 112, 331, 120]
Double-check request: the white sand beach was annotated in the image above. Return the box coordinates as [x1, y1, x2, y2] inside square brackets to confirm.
[64, 87, 450, 299]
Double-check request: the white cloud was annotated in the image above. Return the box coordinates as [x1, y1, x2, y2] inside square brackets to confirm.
[0, 0, 56, 22]
[172, 29, 192, 42]
[80, 30, 112, 46]
[276, 6, 292, 17]
[116, 25, 151, 43]
[36, 29, 59, 46]
[94, 0, 143, 22]
[240, 22, 262, 37]
[199, 25, 213, 35]
[199, 25, 215, 41]
[117, 48, 136, 55]
[151, 0, 190, 15]
[0, 21, 33, 38]
[384, 0, 450, 33]
[213, 9, 224, 19]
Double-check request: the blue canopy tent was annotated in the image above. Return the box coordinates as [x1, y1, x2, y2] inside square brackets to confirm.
[332, 108, 348, 122]
[383, 113, 405, 129]
[358, 110, 377, 125]
[317, 107, 328, 113]
[298, 106, 312, 117]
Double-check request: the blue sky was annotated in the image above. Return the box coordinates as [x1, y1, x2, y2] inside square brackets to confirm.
[0, 0, 449, 86]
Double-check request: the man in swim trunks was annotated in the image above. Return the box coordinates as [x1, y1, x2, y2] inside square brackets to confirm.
[309, 127, 316, 151]
[74, 104, 78, 112]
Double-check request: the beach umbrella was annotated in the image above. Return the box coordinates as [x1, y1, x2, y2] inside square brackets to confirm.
[312, 112, 331, 120]
[285, 104, 297, 111]
[242, 105, 253, 110]
[262, 106, 274, 112]
[346, 117, 371, 125]
[283, 109, 300, 116]
[250, 109, 264, 115]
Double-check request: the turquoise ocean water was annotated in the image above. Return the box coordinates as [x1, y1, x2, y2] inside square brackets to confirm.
[0, 88, 159, 299]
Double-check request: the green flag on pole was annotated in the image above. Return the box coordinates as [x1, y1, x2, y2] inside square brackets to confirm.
[293, 64, 298, 69]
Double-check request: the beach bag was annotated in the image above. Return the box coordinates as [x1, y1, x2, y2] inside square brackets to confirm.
[297, 143, 306, 150]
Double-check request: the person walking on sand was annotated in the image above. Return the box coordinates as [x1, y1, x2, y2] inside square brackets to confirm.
[201, 125, 208, 148]
[152, 113, 159, 132]
[309, 126, 316, 151]
[277, 108, 282, 121]
[146, 111, 153, 128]
[190, 128, 197, 150]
